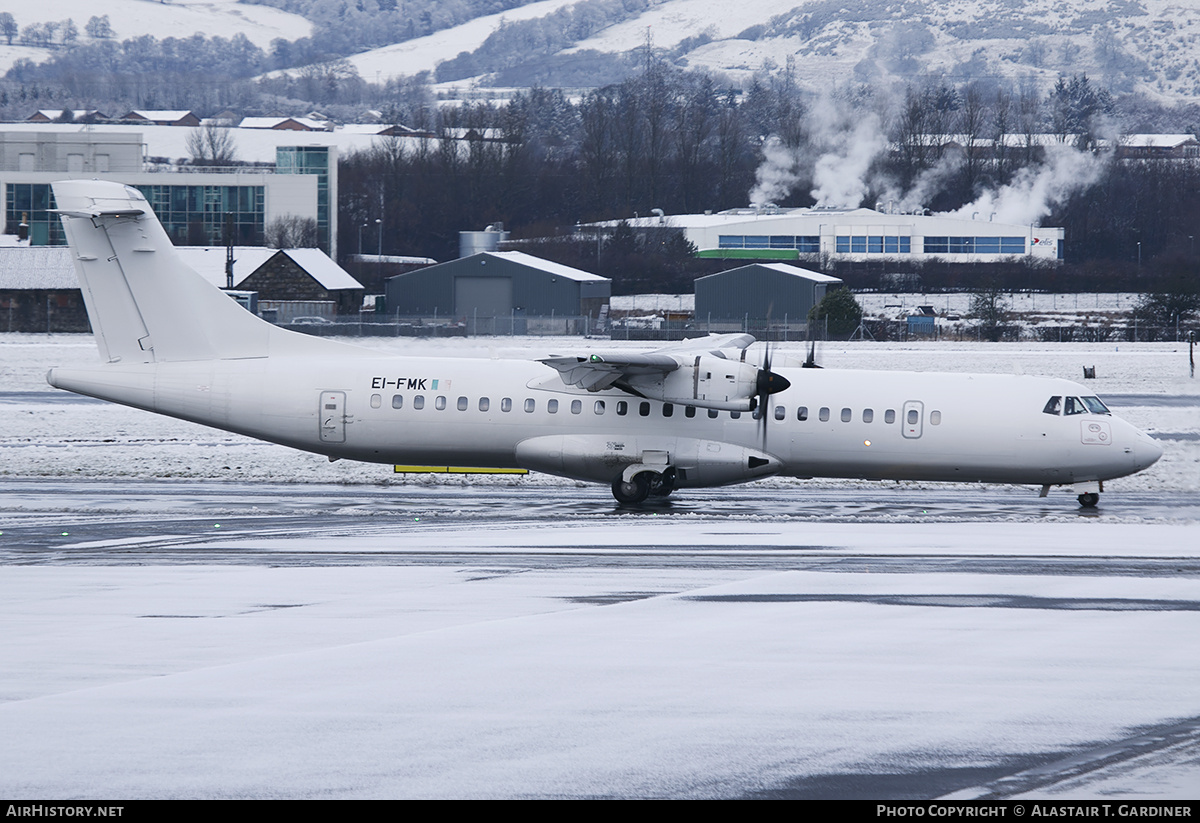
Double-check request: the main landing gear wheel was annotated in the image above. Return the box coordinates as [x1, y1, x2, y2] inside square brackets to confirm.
[1077, 492, 1100, 508]
[612, 472, 652, 504]
[648, 468, 677, 498]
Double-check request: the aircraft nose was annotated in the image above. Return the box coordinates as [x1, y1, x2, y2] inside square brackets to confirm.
[1131, 431, 1163, 471]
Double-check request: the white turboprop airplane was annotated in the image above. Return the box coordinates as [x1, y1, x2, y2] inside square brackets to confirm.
[46, 180, 1162, 507]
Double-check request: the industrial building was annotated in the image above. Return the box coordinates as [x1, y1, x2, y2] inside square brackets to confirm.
[594, 206, 1064, 264]
[694, 263, 842, 325]
[0, 131, 335, 255]
[385, 251, 610, 334]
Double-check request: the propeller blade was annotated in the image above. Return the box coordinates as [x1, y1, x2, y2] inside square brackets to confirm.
[802, 338, 822, 369]
[755, 342, 791, 450]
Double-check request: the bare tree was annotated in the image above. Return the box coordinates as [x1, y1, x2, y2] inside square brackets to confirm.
[265, 215, 319, 249]
[186, 124, 237, 166]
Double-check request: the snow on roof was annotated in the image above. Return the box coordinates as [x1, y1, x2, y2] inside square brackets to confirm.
[754, 263, 843, 283]
[126, 110, 195, 120]
[279, 248, 364, 290]
[0, 246, 78, 289]
[1117, 134, 1199, 148]
[0, 245, 361, 292]
[694, 263, 842, 284]
[174, 247, 361, 290]
[239, 116, 328, 131]
[175, 246, 276, 288]
[337, 124, 389, 135]
[485, 251, 608, 282]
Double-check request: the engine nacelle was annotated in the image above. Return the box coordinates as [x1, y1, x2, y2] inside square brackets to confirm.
[625, 355, 762, 412]
[516, 434, 781, 487]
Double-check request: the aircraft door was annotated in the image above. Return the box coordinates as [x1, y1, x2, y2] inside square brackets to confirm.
[902, 400, 923, 439]
[319, 391, 346, 443]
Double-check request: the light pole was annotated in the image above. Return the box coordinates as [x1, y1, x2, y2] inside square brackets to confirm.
[358, 222, 367, 255]
[376, 218, 382, 258]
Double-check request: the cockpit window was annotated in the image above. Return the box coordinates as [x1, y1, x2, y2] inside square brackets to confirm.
[1064, 396, 1086, 416]
[1081, 396, 1111, 415]
[1043, 396, 1061, 415]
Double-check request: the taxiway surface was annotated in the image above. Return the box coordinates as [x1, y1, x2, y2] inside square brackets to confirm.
[2, 479, 1199, 799]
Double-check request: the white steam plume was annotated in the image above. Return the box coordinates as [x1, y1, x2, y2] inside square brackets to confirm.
[948, 142, 1106, 225]
[877, 154, 964, 213]
[747, 96, 887, 209]
[809, 110, 886, 208]
[748, 136, 802, 206]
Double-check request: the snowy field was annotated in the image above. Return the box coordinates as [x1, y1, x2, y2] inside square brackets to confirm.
[3, 333, 1200, 799]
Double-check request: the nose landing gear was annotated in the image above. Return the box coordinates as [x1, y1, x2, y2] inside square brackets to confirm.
[1074, 480, 1103, 508]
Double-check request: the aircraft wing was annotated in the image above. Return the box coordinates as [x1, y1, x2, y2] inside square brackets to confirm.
[649, 333, 755, 356]
[539, 352, 680, 391]
[538, 334, 757, 392]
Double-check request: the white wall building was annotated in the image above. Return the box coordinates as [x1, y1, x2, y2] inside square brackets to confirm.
[597, 207, 1064, 264]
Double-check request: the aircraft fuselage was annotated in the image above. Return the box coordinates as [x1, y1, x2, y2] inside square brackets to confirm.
[48, 353, 1162, 491]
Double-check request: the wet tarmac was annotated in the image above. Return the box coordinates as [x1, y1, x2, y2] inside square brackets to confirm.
[3, 478, 1199, 799]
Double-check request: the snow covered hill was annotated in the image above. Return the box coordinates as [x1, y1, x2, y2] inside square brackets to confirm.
[4, 0, 1198, 102]
[0, 0, 311, 73]
[324, 0, 1200, 102]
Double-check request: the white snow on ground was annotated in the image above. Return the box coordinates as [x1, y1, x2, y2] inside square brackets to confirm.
[2, 548, 1199, 797]
[308, 0, 582, 85]
[0, 0, 312, 72]
[560, 0, 795, 53]
[2, 334, 1197, 492]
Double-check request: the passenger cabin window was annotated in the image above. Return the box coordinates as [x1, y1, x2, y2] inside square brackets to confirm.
[907, 409, 919, 424]
[616, 401, 628, 416]
[708, 409, 719, 419]
[863, 409, 873, 423]
[595, 401, 606, 414]
[1064, 396, 1086, 416]
[435, 396, 446, 410]
[930, 410, 942, 425]
[663, 403, 673, 417]
[797, 406, 808, 421]
[547, 399, 559, 414]
[571, 400, 582, 414]
[457, 396, 468, 411]
[774, 406, 785, 421]
[841, 408, 852, 422]
[1043, 396, 1062, 415]
[885, 409, 895, 424]
[639, 402, 651, 417]
[392, 395, 403, 409]
[413, 395, 425, 410]
[685, 406, 696, 418]
[370, 394, 382, 409]
[524, 398, 536, 413]
[819, 407, 830, 422]
[501, 398, 512, 412]
[730, 411, 741, 419]
[478, 398, 489, 412]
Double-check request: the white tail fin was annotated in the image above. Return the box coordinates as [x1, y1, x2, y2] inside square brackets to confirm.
[53, 180, 272, 363]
